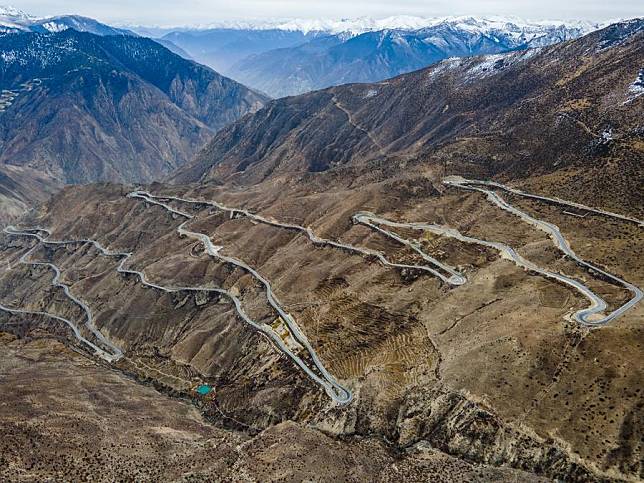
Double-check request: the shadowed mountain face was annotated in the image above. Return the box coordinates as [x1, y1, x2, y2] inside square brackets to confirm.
[178, 19, 643, 214]
[0, 29, 268, 184]
[227, 21, 593, 98]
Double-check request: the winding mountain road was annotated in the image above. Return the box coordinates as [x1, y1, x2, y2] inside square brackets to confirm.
[1, 174, 638, 406]
[458, 178, 644, 227]
[137, 183, 641, 327]
[1, 226, 123, 362]
[133, 191, 466, 286]
[2, 222, 352, 404]
[128, 191, 353, 404]
[442, 177, 642, 324]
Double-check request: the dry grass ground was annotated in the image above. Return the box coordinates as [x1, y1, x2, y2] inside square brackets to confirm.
[0, 171, 640, 480]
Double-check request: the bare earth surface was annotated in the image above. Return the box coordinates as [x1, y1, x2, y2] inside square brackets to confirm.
[0, 21, 642, 482]
[0, 334, 542, 482]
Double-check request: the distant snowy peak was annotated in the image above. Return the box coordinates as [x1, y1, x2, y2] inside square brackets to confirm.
[0, 5, 31, 20]
[175, 15, 602, 36]
[0, 6, 134, 35]
[0, 5, 33, 31]
[34, 16, 135, 36]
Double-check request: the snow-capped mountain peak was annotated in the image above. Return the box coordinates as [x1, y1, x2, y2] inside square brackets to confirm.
[153, 15, 602, 37]
[0, 5, 31, 20]
[0, 6, 135, 36]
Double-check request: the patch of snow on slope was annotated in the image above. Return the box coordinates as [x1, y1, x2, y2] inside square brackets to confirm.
[423, 56, 462, 84]
[625, 68, 644, 103]
[41, 21, 69, 33]
[463, 48, 543, 82]
[464, 53, 508, 80]
[0, 50, 17, 62]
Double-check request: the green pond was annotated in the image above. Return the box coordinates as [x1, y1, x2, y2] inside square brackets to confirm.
[196, 385, 212, 396]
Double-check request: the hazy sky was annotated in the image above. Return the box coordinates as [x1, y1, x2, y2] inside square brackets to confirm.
[10, 0, 643, 25]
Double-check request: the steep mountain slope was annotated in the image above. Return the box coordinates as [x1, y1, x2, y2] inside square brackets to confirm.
[179, 19, 643, 214]
[228, 18, 594, 97]
[1, 20, 642, 481]
[0, 29, 268, 183]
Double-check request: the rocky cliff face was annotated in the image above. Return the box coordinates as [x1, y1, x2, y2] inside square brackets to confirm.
[0, 30, 268, 184]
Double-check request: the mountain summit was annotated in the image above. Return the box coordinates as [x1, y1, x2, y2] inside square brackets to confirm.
[0, 6, 136, 35]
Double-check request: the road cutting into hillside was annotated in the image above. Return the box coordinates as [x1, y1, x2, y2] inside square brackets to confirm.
[141, 176, 641, 327]
[135, 191, 466, 286]
[0, 227, 122, 362]
[1, 223, 352, 404]
[455, 178, 644, 227]
[128, 191, 353, 405]
[442, 177, 642, 325]
[1, 173, 637, 406]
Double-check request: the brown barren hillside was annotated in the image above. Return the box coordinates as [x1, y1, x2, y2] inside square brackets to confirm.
[1, 20, 642, 482]
[176, 19, 643, 216]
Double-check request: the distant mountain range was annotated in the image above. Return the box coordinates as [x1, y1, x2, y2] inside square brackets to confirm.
[0, 28, 267, 184]
[2, 8, 604, 99]
[227, 18, 599, 97]
[159, 29, 320, 74]
[176, 19, 643, 212]
[130, 15, 598, 36]
[135, 16, 600, 98]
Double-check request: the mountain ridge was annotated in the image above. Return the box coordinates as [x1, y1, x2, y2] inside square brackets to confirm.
[226, 19, 600, 97]
[176, 19, 644, 214]
[0, 29, 268, 184]
[130, 15, 602, 36]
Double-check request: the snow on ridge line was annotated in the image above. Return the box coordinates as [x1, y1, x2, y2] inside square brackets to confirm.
[119, 15, 604, 36]
[0, 5, 31, 19]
